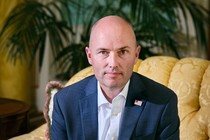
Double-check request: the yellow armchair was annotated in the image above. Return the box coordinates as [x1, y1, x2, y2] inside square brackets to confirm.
[10, 56, 210, 140]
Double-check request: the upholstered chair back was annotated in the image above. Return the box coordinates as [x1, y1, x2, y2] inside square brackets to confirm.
[9, 56, 210, 140]
[66, 56, 210, 140]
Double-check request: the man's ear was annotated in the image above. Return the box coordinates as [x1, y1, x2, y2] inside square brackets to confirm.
[135, 46, 141, 64]
[136, 46, 141, 59]
[136, 46, 141, 57]
[85, 47, 92, 65]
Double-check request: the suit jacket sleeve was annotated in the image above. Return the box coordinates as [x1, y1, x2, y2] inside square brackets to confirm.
[158, 93, 180, 140]
[50, 93, 68, 140]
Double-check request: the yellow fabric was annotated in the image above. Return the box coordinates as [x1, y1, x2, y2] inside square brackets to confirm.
[10, 56, 210, 140]
[67, 56, 210, 140]
[137, 56, 178, 86]
[9, 124, 46, 140]
[68, 56, 210, 140]
[65, 66, 94, 86]
[168, 58, 210, 140]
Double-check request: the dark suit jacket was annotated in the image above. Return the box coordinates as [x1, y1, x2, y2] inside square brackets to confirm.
[51, 72, 180, 140]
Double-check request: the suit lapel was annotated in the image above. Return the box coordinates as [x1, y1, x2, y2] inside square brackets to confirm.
[78, 73, 147, 139]
[79, 76, 98, 140]
[119, 104, 145, 139]
[118, 73, 147, 139]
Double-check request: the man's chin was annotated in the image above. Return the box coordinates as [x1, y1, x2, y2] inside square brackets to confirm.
[105, 81, 123, 89]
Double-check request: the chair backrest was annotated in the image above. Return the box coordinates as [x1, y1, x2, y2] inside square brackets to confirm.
[66, 56, 210, 140]
[45, 56, 210, 140]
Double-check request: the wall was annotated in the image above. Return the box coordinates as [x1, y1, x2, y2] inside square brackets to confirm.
[0, 0, 36, 109]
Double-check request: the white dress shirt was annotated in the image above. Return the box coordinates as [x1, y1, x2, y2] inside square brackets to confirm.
[98, 81, 130, 140]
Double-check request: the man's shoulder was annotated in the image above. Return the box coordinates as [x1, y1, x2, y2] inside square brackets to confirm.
[55, 75, 96, 99]
[131, 72, 177, 104]
[66, 75, 96, 88]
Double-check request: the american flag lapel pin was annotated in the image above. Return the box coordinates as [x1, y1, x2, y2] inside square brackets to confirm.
[134, 100, 143, 106]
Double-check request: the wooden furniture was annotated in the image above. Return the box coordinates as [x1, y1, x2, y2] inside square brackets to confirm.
[0, 98, 29, 140]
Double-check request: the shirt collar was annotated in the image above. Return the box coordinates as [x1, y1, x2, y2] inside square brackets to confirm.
[97, 80, 130, 107]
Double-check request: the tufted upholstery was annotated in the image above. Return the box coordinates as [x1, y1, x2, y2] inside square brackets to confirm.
[10, 56, 210, 140]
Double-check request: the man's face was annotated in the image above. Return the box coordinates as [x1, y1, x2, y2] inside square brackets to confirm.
[86, 18, 140, 91]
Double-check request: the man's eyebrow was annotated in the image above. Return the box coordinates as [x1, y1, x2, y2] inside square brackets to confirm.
[95, 48, 109, 51]
[116, 46, 130, 51]
[95, 46, 130, 51]
[119, 46, 129, 49]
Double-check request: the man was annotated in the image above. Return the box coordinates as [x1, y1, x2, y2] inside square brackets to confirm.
[51, 15, 180, 140]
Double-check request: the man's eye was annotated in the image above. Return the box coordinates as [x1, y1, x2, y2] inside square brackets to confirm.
[99, 51, 109, 56]
[119, 50, 127, 55]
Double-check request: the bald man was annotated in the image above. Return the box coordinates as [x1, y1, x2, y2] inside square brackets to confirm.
[51, 15, 180, 140]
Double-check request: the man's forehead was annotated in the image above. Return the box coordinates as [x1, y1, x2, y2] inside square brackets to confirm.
[89, 16, 137, 48]
[91, 46, 134, 52]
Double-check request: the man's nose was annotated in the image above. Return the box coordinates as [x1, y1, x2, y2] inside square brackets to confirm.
[108, 53, 118, 68]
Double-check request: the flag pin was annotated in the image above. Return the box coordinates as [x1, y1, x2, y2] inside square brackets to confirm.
[134, 100, 143, 106]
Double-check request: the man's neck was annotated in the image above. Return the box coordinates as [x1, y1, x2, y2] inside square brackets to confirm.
[100, 86, 123, 103]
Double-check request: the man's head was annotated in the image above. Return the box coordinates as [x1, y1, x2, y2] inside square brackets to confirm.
[86, 15, 140, 92]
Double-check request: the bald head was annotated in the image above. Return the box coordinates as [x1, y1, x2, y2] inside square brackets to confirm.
[89, 16, 137, 48]
[85, 15, 140, 97]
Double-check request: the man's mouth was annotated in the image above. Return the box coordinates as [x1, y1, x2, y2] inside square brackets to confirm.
[105, 72, 121, 77]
